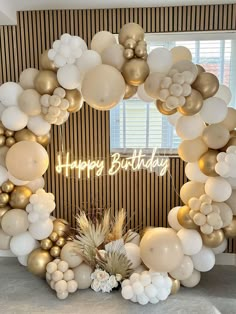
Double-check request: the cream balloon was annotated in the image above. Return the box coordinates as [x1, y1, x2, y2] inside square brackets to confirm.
[0, 165, 8, 185]
[1, 209, 29, 236]
[27, 115, 51, 136]
[177, 229, 202, 256]
[200, 97, 228, 124]
[18, 89, 41, 116]
[26, 177, 45, 193]
[169, 255, 194, 280]
[180, 181, 205, 205]
[19, 68, 39, 89]
[181, 269, 201, 288]
[140, 227, 184, 272]
[171, 46, 192, 63]
[0, 82, 23, 106]
[1, 106, 28, 131]
[226, 190, 236, 215]
[202, 124, 230, 150]
[10, 231, 37, 256]
[205, 177, 232, 202]
[0, 228, 11, 250]
[144, 72, 164, 99]
[76, 50, 102, 79]
[6, 141, 49, 181]
[60, 242, 83, 268]
[219, 107, 236, 131]
[91, 31, 116, 54]
[172, 60, 198, 83]
[57, 64, 80, 90]
[214, 84, 232, 104]
[185, 162, 208, 183]
[81, 64, 125, 110]
[178, 137, 208, 163]
[137, 84, 154, 102]
[167, 206, 183, 231]
[147, 48, 173, 73]
[212, 202, 233, 228]
[29, 219, 53, 240]
[176, 114, 205, 140]
[73, 262, 93, 289]
[101, 44, 125, 71]
[124, 243, 141, 269]
[191, 246, 215, 272]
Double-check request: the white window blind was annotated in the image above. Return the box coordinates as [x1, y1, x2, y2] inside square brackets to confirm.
[110, 32, 236, 153]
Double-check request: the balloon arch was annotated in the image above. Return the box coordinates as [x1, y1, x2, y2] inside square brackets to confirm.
[0, 23, 235, 304]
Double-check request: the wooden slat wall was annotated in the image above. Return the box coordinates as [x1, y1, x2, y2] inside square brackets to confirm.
[0, 4, 236, 253]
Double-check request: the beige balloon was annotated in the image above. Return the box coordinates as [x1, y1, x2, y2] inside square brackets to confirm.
[198, 150, 218, 177]
[0, 146, 9, 167]
[140, 227, 184, 272]
[19, 68, 39, 89]
[192, 72, 219, 99]
[91, 31, 117, 54]
[220, 107, 236, 131]
[82, 64, 126, 110]
[202, 124, 230, 150]
[144, 72, 165, 99]
[0, 228, 11, 250]
[122, 59, 150, 87]
[101, 44, 126, 71]
[40, 50, 57, 72]
[6, 141, 49, 181]
[123, 84, 137, 99]
[34, 70, 59, 95]
[73, 262, 93, 289]
[118, 23, 145, 45]
[0, 206, 11, 224]
[178, 89, 203, 116]
[178, 137, 208, 162]
[18, 89, 41, 116]
[180, 181, 205, 205]
[171, 46, 192, 63]
[1, 209, 29, 236]
[60, 242, 84, 268]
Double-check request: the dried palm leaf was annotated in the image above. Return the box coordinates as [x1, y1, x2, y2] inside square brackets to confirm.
[106, 208, 126, 243]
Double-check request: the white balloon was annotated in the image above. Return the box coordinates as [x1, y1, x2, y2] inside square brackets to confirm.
[167, 206, 182, 231]
[18, 255, 28, 266]
[214, 84, 232, 104]
[147, 48, 173, 73]
[200, 97, 228, 124]
[26, 177, 45, 193]
[0, 101, 5, 118]
[176, 114, 205, 140]
[101, 44, 125, 71]
[177, 229, 202, 256]
[212, 238, 228, 254]
[137, 84, 154, 103]
[57, 64, 80, 90]
[227, 177, 236, 189]
[125, 243, 141, 269]
[185, 162, 208, 183]
[205, 177, 232, 202]
[1, 106, 28, 131]
[10, 231, 37, 256]
[167, 111, 182, 126]
[169, 255, 194, 280]
[191, 246, 215, 272]
[0, 82, 23, 106]
[0, 165, 8, 185]
[27, 115, 51, 136]
[29, 219, 53, 240]
[76, 50, 102, 79]
[181, 269, 201, 288]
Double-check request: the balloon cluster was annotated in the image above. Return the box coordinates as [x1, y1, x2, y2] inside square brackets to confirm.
[121, 271, 172, 305]
[46, 259, 78, 300]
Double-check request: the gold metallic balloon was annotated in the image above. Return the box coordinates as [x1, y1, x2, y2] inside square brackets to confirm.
[65, 89, 83, 113]
[124, 48, 134, 59]
[178, 89, 203, 116]
[192, 72, 219, 99]
[196, 64, 205, 75]
[221, 137, 236, 152]
[177, 205, 198, 229]
[40, 50, 57, 72]
[198, 150, 218, 177]
[170, 277, 180, 295]
[53, 219, 70, 237]
[123, 84, 137, 99]
[36, 133, 50, 147]
[0, 206, 11, 223]
[41, 238, 53, 250]
[0, 135, 6, 147]
[5, 137, 16, 147]
[50, 246, 61, 258]
[0, 193, 10, 207]
[135, 45, 146, 58]
[201, 229, 225, 248]
[34, 70, 59, 95]
[1, 181, 14, 193]
[119, 23, 145, 45]
[14, 129, 37, 142]
[5, 130, 14, 137]
[156, 100, 177, 115]
[224, 217, 236, 238]
[56, 237, 66, 247]
[27, 248, 53, 278]
[9, 186, 32, 209]
[122, 59, 150, 87]
[0, 127, 4, 135]
[49, 231, 59, 242]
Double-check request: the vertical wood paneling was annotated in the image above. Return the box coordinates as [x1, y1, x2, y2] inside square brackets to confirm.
[0, 5, 236, 252]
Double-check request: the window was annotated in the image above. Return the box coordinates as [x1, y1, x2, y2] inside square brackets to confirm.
[110, 32, 236, 154]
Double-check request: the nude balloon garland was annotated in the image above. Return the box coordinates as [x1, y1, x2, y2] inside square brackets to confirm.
[0, 22, 235, 304]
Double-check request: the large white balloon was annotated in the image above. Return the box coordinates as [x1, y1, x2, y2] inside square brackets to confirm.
[200, 97, 228, 124]
[1, 106, 28, 131]
[0, 82, 23, 106]
[214, 84, 232, 104]
[169, 255, 194, 280]
[76, 50, 102, 80]
[181, 269, 201, 288]
[167, 206, 182, 231]
[57, 64, 80, 90]
[185, 162, 208, 183]
[10, 231, 37, 256]
[147, 48, 173, 73]
[191, 246, 215, 272]
[29, 219, 53, 240]
[176, 114, 205, 140]
[177, 229, 202, 256]
[205, 177, 232, 202]
[27, 115, 51, 136]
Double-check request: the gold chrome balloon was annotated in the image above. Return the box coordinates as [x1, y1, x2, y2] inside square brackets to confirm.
[5, 137, 16, 147]
[0, 193, 10, 207]
[178, 89, 203, 116]
[170, 277, 180, 295]
[177, 205, 198, 229]
[41, 238, 53, 250]
[192, 72, 219, 99]
[27, 248, 53, 278]
[198, 150, 218, 177]
[53, 219, 70, 237]
[122, 59, 149, 87]
[40, 50, 57, 72]
[196, 64, 205, 75]
[49, 231, 59, 242]
[36, 133, 51, 147]
[0, 126, 4, 135]
[1, 181, 14, 193]
[56, 237, 66, 247]
[34, 70, 59, 95]
[201, 229, 225, 248]
[0, 206, 11, 223]
[224, 217, 236, 238]
[123, 84, 137, 99]
[65, 89, 83, 113]
[0, 135, 6, 147]
[14, 129, 37, 142]
[50, 246, 61, 258]
[123, 48, 134, 59]
[5, 129, 14, 137]
[119, 23, 145, 46]
[156, 100, 177, 115]
[9, 186, 32, 209]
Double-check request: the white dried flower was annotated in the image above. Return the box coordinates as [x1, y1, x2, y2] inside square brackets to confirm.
[109, 275, 118, 288]
[91, 279, 101, 292]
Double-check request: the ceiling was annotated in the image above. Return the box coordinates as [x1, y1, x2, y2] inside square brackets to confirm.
[0, 0, 235, 25]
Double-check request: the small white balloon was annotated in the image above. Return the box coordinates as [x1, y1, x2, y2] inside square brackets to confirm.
[29, 219, 53, 240]
[27, 115, 51, 136]
[200, 97, 228, 124]
[177, 229, 202, 256]
[10, 232, 37, 257]
[176, 114, 205, 140]
[1, 106, 28, 131]
[185, 162, 208, 183]
[181, 269, 201, 288]
[205, 177, 232, 202]
[76, 50, 102, 79]
[168, 206, 182, 231]
[125, 243, 141, 269]
[191, 246, 215, 272]
[57, 64, 80, 90]
[147, 48, 173, 73]
[0, 82, 23, 106]
[26, 177, 45, 193]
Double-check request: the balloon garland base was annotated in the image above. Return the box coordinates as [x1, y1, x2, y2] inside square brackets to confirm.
[0, 22, 235, 305]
